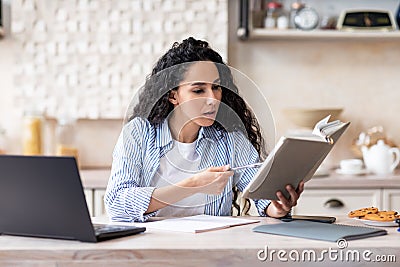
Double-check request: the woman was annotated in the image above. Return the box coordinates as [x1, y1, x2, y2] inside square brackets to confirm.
[105, 37, 304, 222]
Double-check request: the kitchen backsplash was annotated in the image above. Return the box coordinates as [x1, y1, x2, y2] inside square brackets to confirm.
[11, 0, 228, 119]
[1, 0, 227, 167]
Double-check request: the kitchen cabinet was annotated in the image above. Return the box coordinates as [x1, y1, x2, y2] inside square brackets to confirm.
[83, 189, 94, 217]
[292, 189, 382, 215]
[292, 172, 400, 215]
[94, 189, 107, 217]
[80, 169, 110, 217]
[293, 188, 400, 215]
[83, 188, 106, 217]
[382, 189, 400, 211]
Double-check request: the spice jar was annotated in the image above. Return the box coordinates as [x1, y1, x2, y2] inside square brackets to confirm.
[264, 1, 284, 29]
[22, 113, 43, 155]
[55, 117, 79, 162]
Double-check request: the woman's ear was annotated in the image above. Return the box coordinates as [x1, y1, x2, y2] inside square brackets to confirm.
[168, 90, 178, 105]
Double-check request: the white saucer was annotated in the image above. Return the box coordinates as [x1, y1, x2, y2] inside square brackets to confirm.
[353, 218, 398, 227]
[335, 168, 369, 175]
[313, 168, 330, 178]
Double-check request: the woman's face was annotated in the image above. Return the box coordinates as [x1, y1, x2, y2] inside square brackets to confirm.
[169, 61, 222, 127]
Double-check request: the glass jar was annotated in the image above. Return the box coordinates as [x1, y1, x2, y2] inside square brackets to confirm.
[0, 127, 6, 154]
[251, 0, 265, 28]
[22, 114, 43, 155]
[277, 13, 289, 29]
[55, 117, 79, 162]
[264, 1, 284, 29]
[289, 1, 305, 29]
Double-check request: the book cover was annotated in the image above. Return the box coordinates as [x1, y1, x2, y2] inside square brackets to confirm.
[242, 116, 350, 200]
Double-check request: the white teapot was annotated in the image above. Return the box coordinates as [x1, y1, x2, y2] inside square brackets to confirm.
[362, 140, 400, 175]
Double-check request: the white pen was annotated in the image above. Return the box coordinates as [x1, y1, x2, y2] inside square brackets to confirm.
[229, 163, 263, 171]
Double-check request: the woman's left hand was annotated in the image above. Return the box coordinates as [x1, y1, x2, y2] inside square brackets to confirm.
[266, 180, 305, 218]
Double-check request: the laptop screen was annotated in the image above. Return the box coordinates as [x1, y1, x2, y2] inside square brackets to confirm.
[0, 155, 97, 242]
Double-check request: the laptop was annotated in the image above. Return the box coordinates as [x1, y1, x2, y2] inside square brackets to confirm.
[0, 155, 146, 242]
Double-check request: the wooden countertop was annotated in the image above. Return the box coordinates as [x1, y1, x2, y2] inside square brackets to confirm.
[306, 170, 400, 189]
[0, 216, 399, 266]
[80, 169, 400, 190]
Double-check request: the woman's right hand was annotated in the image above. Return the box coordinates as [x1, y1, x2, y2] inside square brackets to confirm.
[184, 165, 233, 195]
[146, 165, 233, 214]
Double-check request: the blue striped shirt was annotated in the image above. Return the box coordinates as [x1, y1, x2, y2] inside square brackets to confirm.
[104, 117, 271, 222]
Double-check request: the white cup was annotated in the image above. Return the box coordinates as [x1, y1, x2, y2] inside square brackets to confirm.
[340, 159, 363, 173]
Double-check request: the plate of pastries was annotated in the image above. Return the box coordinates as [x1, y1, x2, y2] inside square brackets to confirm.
[348, 207, 400, 227]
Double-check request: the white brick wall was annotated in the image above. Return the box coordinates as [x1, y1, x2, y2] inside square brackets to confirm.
[12, 0, 228, 119]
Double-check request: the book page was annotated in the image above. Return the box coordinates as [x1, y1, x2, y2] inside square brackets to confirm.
[312, 115, 331, 136]
[284, 116, 345, 143]
[144, 215, 260, 233]
[319, 121, 344, 136]
[312, 115, 344, 138]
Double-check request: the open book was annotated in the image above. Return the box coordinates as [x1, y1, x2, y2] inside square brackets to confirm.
[242, 116, 350, 200]
[144, 215, 260, 233]
[295, 115, 347, 144]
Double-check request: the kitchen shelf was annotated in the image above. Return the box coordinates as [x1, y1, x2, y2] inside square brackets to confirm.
[238, 0, 400, 41]
[245, 28, 400, 41]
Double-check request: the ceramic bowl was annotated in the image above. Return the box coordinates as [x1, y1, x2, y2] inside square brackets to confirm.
[283, 108, 343, 128]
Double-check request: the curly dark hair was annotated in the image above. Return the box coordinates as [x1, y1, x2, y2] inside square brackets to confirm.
[128, 37, 266, 215]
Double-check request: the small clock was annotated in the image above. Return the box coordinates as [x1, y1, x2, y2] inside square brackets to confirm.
[294, 7, 319, 31]
[337, 10, 396, 31]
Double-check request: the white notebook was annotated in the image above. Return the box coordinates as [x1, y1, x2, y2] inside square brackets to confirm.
[144, 215, 260, 233]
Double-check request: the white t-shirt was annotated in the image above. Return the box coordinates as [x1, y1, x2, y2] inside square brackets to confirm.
[151, 139, 206, 217]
